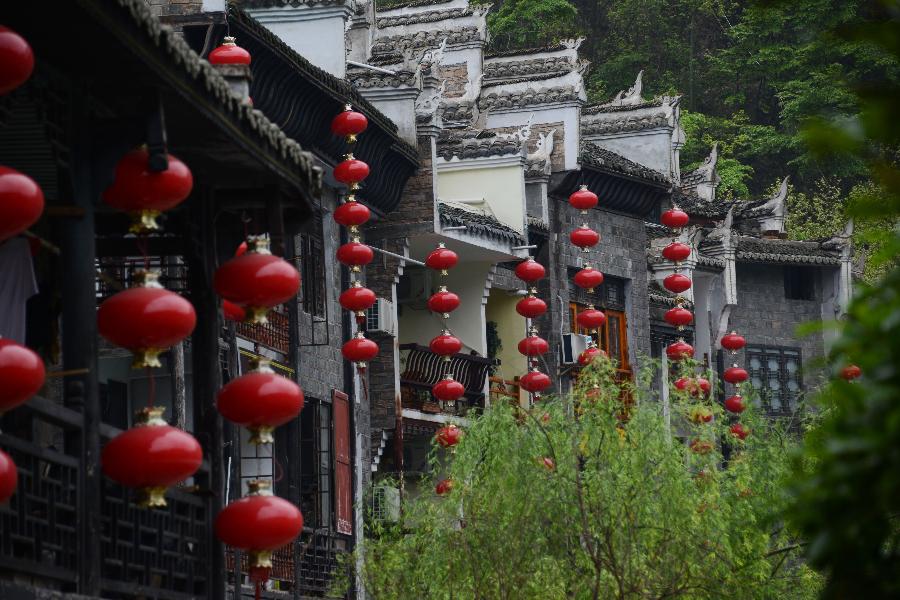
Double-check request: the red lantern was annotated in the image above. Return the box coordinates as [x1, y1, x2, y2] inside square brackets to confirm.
[515, 258, 545, 282]
[664, 306, 693, 327]
[689, 439, 713, 454]
[235, 241, 249, 257]
[208, 36, 251, 65]
[429, 332, 462, 356]
[102, 148, 193, 232]
[666, 339, 694, 361]
[339, 282, 376, 316]
[724, 365, 748, 384]
[516, 295, 547, 318]
[433, 376, 465, 402]
[435, 424, 461, 448]
[578, 346, 606, 366]
[215, 480, 303, 573]
[435, 478, 453, 496]
[674, 377, 709, 397]
[342, 332, 378, 366]
[840, 364, 862, 381]
[98, 271, 196, 368]
[662, 242, 691, 262]
[101, 407, 202, 507]
[216, 359, 304, 445]
[520, 369, 551, 393]
[425, 244, 458, 273]
[576, 308, 606, 330]
[573, 267, 604, 291]
[568, 185, 598, 211]
[570, 225, 600, 249]
[214, 237, 300, 324]
[0, 450, 19, 504]
[223, 300, 246, 322]
[0, 165, 44, 242]
[336, 242, 374, 269]
[0, 339, 45, 413]
[730, 423, 750, 440]
[333, 156, 370, 187]
[690, 407, 713, 424]
[663, 273, 691, 294]
[333, 200, 371, 228]
[518, 334, 549, 357]
[721, 331, 746, 352]
[331, 104, 369, 144]
[0, 26, 34, 95]
[428, 288, 460, 316]
[661, 207, 689, 229]
[0, 449, 16, 503]
[724, 395, 746, 413]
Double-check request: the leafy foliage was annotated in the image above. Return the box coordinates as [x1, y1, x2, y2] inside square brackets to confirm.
[352, 359, 821, 599]
[785, 3, 900, 596]
[487, 0, 579, 49]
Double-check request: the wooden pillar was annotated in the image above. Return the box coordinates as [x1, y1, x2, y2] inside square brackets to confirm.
[62, 89, 102, 596]
[186, 187, 226, 600]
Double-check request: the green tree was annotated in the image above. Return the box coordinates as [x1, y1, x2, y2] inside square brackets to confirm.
[487, 0, 579, 49]
[785, 2, 900, 596]
[353, 360, 821, 599]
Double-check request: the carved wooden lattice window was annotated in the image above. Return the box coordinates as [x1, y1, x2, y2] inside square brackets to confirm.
[746, 346, 803, 413]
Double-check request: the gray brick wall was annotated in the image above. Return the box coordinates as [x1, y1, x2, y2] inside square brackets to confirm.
[541, 197, 652, 389]
[727, 262, 827, 393]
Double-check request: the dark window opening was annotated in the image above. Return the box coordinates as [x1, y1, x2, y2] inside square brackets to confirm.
[745, 346, 803, 414]
[784, 266, 814, 301]
[296, 214, 327, 317]
[301, 397, 332, 530]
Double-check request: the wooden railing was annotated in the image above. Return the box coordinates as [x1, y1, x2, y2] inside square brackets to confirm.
[399, 344, 496, 413]
[489, 376, 521, 404]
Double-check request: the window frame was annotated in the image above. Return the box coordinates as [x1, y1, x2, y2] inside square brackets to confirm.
[569, 301, 630, 374]
[783, 265, 815, 301]
[744, 345, 803, 415]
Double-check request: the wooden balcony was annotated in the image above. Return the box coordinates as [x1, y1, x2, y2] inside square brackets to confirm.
[399, 344, 496, 415]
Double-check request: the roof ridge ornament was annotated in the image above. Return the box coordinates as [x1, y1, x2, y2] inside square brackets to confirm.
[756, 176, 789, 236]
[603, 69, 643, 107]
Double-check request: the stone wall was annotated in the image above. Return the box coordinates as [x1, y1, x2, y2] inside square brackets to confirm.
[540, 197, 652, 389]
[727, 262, 828, 393]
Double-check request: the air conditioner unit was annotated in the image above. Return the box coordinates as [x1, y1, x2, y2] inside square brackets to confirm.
[396, 268, 430, 304]
[371, 484, 400, 523]
[366, 298, 396, 336]
[560, 333, 592, 364]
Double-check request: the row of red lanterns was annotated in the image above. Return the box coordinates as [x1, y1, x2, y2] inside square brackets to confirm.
[659, 206, 696, 362]
[514, 257, 551, 397]
[0, 26, 44, 502]
[568, 185, 609, 369]
[209, 39, 304, 595]
[426, 243, 467, 407]
[331, 105, 380, 368]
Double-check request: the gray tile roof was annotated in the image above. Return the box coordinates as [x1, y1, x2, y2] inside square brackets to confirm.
[436, 129, 524, 160]
[478, 85, 581, 110]
[242, 0, 349, 6]
[583, 99, 665, 115]
[484, 41, 576, 58]
[580, 142, 670, 185]
[675, 190, 733, 219]
[116, 0, 321, 193]
[582, 111, 670, 136]
[367, 51, 405, 67]
[376, 0, 454, 10]
[440, 101, 476, 124]
[734, 236, 841, 265]
[483, 56, 574, 82]
[371, 27, 481, 55]
[376, 7, 473, 28]
[347, 67, 417, 89]
[438, 203, 526, 244]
